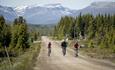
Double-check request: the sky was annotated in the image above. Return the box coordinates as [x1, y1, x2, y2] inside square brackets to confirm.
[0, 0, 115, 10]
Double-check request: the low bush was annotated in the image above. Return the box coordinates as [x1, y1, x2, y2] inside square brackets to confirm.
[0, 43, 41, 70]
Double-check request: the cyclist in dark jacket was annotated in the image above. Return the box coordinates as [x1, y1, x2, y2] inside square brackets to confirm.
[61, 41, 67, 56]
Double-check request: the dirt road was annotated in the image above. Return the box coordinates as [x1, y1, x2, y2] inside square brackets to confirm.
[33, 36, 115, 70]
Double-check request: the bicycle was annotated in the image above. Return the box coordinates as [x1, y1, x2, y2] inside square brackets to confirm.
[62, 47, 66, 56]
[48, 48, 51, 56]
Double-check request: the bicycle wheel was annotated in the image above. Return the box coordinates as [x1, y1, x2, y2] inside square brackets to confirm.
[48, 48, 51, 56]
[62, 48, 66, 56]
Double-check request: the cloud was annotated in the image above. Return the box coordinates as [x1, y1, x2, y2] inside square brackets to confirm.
[55, 0, 64, 3]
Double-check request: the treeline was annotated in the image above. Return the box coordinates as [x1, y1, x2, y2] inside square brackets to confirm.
[54, 14, 115, 49]
[0, 16, 39, 56]
[28, 24, 54, 36]
[29, 29, 40, 43]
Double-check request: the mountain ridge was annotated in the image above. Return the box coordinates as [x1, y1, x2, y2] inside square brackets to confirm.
[14, 3, 74, 24]
[0, 1, 115, 24]
[0, 5, 17, 21]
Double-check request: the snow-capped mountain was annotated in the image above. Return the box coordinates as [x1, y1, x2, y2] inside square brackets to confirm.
[0, 5, 17, 21]
[14, 3, 75, 24]
[14, 5, 28, 16]
[0, 2, 115, 24]
[43, 3, 66, 9]
[75, 1, 115, 16]
[14, 2, 115, 24]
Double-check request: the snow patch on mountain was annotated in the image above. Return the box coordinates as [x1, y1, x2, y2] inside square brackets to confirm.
[43, 3, 63, 8]
[0, 5, 17, 21]
[14, 5, 28, 16]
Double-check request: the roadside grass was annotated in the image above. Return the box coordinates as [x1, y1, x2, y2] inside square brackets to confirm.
[78, 40, 115, 63]
[80, 48, 115, 59]
[0, 42, 41, 70]
[67, 39, 115, 63]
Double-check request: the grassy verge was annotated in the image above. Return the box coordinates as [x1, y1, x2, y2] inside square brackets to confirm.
[78, 40, 115, 63]
[0, 42, 41, 70]
[80, 48, 115, 59]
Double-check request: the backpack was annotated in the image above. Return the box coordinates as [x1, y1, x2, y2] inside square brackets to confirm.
[48, 43, 51, 48]
[74, 43, 79, 48]
[61, 41, 67, 47]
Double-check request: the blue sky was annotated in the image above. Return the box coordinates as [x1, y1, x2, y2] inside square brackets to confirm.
[0, 0, 115, 10]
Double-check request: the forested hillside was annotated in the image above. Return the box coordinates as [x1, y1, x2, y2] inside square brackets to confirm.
[54, 14, 115, 51]
[28, 24, 54, 36]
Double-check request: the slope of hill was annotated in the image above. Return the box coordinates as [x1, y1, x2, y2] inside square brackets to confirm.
[75, 1, 115, 16]
[0, 5, 17, 21]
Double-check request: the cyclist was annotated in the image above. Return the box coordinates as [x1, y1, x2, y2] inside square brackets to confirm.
[74, 42, 79, 57]
[48, 42, 51, 56]
[61, 40, 68, 56]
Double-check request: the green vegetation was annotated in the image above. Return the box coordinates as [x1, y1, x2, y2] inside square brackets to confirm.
[80, 48, 115, 62]
[0, 42, 41, 70]
[0, 16, 41, 70]
[28, 24, 54, 36]
[10, 16, 30, 53]
[54, 14, 115, 49]
[0, 16, 30, 55]
[54, 14, 115, 60]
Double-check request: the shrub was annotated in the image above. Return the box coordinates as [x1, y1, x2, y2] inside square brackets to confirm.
[88, 40, 94, 48]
